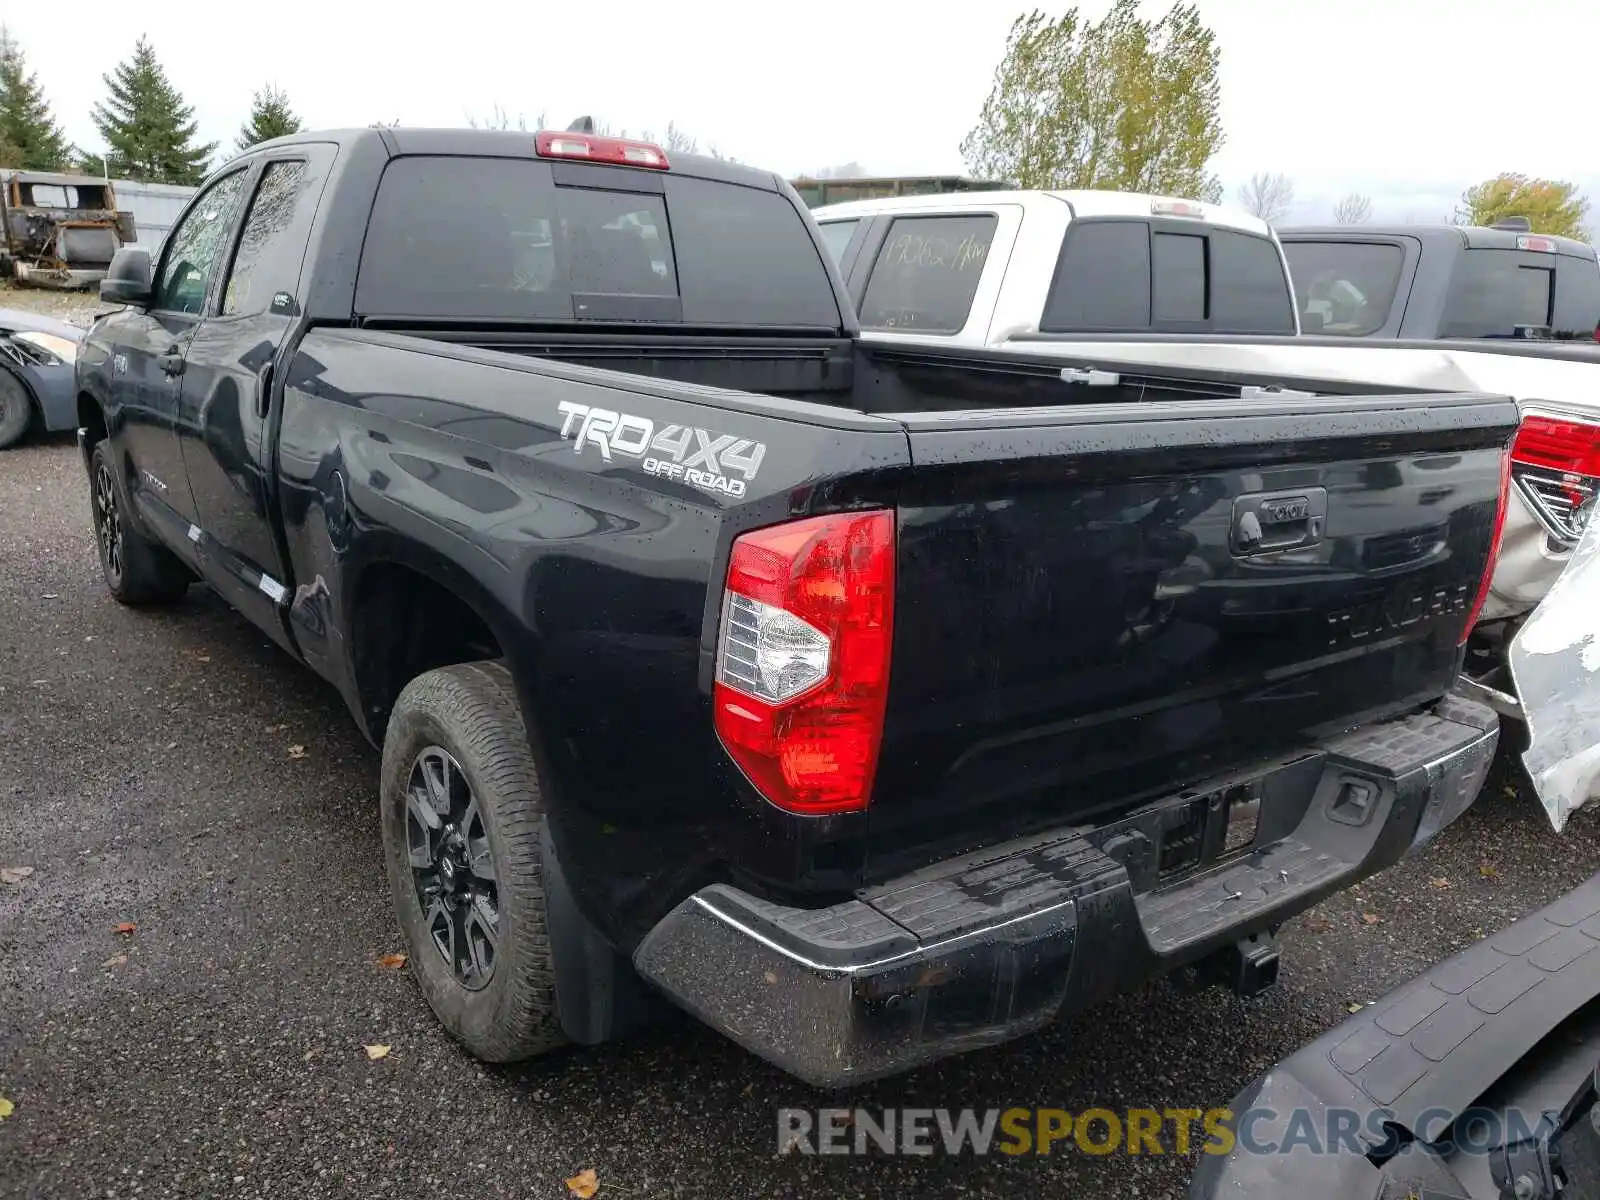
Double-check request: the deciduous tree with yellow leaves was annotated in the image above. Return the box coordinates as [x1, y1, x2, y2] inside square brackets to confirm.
[1456, 173, 1591, 241]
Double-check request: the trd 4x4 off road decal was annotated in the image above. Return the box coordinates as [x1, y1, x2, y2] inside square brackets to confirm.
[556, 401, 766, 498]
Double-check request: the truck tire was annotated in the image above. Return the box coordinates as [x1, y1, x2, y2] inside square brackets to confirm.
[0, 371, 32, 449]
[87, 440, 191, 604]
[380, 660, 567, 1062]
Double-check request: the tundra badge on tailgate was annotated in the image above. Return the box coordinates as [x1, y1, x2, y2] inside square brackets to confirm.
[556, 401, 766, 498]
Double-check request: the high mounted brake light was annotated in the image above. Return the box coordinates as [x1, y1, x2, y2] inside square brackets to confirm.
[713, 510, 895, 816]
[1460, 448, 1513, 646]
[1152, 199, 1204, 219]
[1510, 414, 1600, 545]
[1516, 234, 1557, 253]
[534, 130, 669, 170]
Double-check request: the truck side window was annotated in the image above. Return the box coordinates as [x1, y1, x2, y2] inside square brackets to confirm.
[816, 220, 859, 267]
[858, 214, 996, 333]
[1040, 221, 1151, 331]
[155, 170, 249, 315]
[222, 161, 311, 317]
[1152, 232, 1206, 323]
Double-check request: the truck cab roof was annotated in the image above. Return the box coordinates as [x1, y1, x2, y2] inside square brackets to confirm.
[812, 187, 1272, 236]
[223, 126, 783, 193]
[1283, 223, 1598, 258]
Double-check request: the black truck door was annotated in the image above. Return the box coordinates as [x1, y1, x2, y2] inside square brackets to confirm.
[175, 149, 333, 650]
[115, 168, 251, 541]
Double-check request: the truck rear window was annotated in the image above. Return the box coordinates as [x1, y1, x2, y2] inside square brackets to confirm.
[857, 214, 996, 333]
[1437, 249, 1596, 338]
[1282, 240, 1405, 335]
[355, 156, 842, 329]
[1041, 221, 1295, 334]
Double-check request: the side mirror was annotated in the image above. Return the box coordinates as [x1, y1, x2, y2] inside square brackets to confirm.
[100, 247, 154, 306]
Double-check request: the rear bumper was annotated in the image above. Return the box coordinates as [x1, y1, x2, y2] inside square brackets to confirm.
[634, 697, 1499, 1088]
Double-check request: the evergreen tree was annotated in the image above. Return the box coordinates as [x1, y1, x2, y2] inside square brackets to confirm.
[0, 26, 72, 170]
[90, 36, 215, 185]
[236, 84, 302, 153]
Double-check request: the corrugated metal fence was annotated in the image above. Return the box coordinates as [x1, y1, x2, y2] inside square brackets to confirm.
[112, 178, 197, 251]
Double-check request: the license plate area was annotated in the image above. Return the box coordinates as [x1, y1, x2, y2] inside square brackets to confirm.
[1091, 770, 1285, 895]
[1152, 783, 1263, 883]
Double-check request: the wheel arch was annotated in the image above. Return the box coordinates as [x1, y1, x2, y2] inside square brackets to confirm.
[343, 547, 539, 750]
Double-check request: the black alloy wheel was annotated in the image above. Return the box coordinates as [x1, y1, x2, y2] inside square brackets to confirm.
[404, 745, 500, 990]
[92, 458, 124, 587]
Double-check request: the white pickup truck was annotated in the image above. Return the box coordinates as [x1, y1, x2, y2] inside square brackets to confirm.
[813, 190, 1600, 713]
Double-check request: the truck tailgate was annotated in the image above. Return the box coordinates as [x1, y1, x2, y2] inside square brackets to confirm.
[869, 391, 1517, 868]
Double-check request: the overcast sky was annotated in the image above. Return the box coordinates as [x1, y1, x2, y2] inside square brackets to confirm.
[4, 0, 1593, 223]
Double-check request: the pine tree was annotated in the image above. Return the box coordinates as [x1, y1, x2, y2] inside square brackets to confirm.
[89, 36, 216, 185]
[236, 84, 302, 153]
[0, 26, 72, 170]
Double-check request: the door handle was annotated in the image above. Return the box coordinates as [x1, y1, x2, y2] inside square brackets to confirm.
[157, 347, 186, 377]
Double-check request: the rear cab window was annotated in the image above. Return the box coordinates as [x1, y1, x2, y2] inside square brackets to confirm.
[856, 214, 996, 333]
[1441, 250, 1562, 338]
[1552, 253, 1600, 338]
[355, 156, 842, 329]
[1041, 220, 1295, 334]
[1282, 240, 1405, 335]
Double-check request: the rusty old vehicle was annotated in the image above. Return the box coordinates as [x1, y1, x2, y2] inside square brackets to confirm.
[0, 169, 137, 289]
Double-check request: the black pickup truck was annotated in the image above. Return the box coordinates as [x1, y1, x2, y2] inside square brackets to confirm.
[75, 127, 1516, 1087]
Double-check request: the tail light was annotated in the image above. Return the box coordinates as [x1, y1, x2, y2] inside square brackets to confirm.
[1510, 414, 1600, 545]
[534, 130, 669, 170]
[713, 510, 895, 816]
[1460, 448, 1513, 645]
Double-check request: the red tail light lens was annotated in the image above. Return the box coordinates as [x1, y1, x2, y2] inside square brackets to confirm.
[1511, 415, 1600, 544]
[1513, 415, 1600, 478]
[1460, 448, 1513, 645]
[713, 510, 895, 816]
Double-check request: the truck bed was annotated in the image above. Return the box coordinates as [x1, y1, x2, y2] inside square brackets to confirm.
[280, 327, 1515, 895]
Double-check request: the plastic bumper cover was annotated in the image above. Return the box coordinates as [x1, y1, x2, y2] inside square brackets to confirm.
[634, 697, 1499, 1087]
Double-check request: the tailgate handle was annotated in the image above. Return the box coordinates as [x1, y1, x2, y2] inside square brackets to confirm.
[1231, 487, 1328, 556]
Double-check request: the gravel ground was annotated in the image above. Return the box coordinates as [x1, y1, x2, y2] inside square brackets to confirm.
[0, 283, 105, 330]
[2, 435, 1598, 1199]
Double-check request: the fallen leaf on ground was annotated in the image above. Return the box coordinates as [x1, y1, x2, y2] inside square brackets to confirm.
[1346, 1002, 1364, 1013]
[1361, 912, 1381, 925]
[364, 1044, 391, 1061]
[1480, 862, 1499, 879]
[1303, 915, 1332, 933]
[565, 1169, 599, 1198]
[1430, 876, 1452, 889]
[0, 1097, 13, 1121]
[102, 953, 129, 969]
[113, 922, 136, 935]
[0, 866, 35, 885]
[287, 744, 307, 760]
[1502, 785, 1517, 799]
[376, 952, 408, 969]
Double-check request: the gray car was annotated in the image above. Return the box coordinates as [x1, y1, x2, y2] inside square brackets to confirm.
[0, 307, 83, 448]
